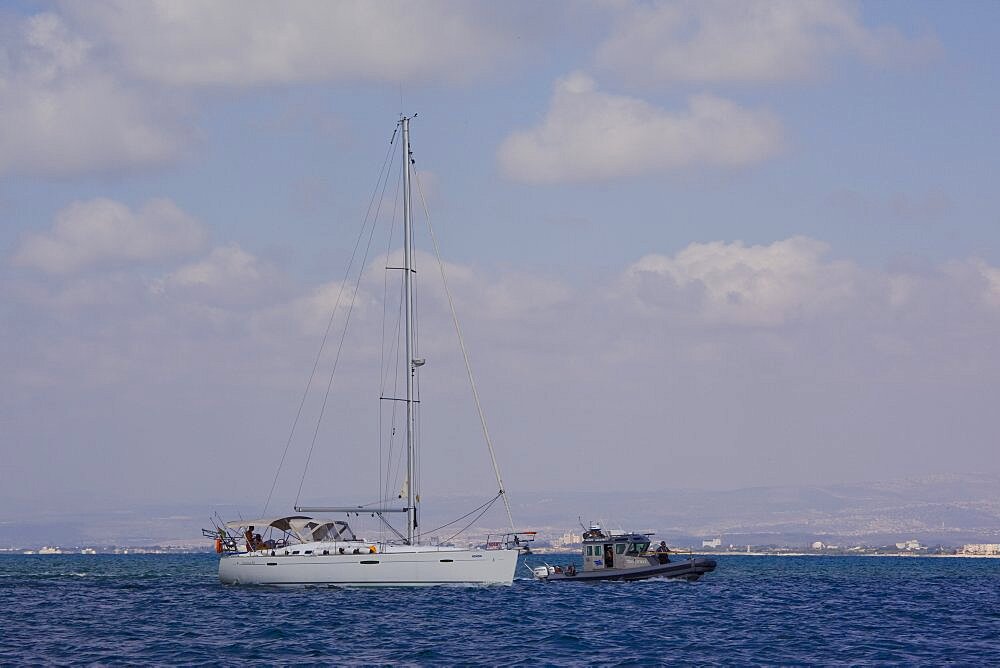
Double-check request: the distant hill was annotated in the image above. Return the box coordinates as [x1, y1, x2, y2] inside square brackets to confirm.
[2, 474, 998, 548]
[505, 473, 1000, 547]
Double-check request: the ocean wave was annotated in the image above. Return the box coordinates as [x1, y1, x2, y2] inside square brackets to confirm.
[1, 554, 998, 663]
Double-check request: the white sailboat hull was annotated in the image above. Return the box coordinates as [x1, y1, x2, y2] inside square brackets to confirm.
[218, 544, 518, 587]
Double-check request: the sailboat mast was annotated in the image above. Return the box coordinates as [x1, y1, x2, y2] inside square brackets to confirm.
[401, 116, 417, 545]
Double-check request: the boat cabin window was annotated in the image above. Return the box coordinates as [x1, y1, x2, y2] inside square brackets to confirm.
[626, 542, 649, 555]
[615, 543, 626, 555]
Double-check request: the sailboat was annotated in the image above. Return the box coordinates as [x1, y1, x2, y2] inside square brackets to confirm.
[207, 116, 528, 586]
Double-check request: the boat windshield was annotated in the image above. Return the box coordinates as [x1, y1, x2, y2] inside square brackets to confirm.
[628, 541, 650, 555]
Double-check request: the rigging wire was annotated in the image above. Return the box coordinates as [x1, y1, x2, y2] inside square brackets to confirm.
[378, 226, 406, 510]
[413, 173, 516, 532]
[264, 120, 515, 546]
[375, 512, 407, 543]
[262, 136, 398, 517]
[294, 177, 393, 507]
[292, 135, 400, 509]
[421, 491, 502, 537]
[411, 212, 422, 541]
[444, 494, 503, 544]
[380, 193, 406, 511]
[377, 162, 402, 541]
[384, 283, 406, 506]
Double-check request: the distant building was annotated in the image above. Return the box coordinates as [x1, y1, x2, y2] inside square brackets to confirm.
[812, 541, 825, 550]
[895, 540, 923, 551]
[961, 543, 1000, 555]
[552, 532, 581, 548]
[702, 537, 722, 549]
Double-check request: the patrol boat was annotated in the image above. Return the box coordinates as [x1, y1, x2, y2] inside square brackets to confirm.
[532, 524, 716, 583]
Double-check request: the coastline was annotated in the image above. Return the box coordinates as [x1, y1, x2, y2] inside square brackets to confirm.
[530, 549, 1000, 559]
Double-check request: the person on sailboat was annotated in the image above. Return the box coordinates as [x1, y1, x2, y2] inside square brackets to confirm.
[242, 526, 266, 552]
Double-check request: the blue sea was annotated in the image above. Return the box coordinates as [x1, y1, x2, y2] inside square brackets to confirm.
[2, 553, 998, 665]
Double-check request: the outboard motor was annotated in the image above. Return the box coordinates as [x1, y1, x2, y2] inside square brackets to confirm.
[532, 565, 553, 579]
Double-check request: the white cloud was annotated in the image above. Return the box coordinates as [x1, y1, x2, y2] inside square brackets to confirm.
[619, 237, 861, 326]
[165, 246, 263, 290]
[498, 72, 783, 184]
[259, 249, 570, 341]
[0, 13, 190, 176]
[154, 244, 289, 307]
[61, 0, 534, 87]
[268, 278, 367, 340]
[13, 197, 207, 274]
[977, 261, 1000, 308]
[4, 235, 1000, 500]
[945, 259, 1000, 311]
[1, 2, 545, 176]
[595, 0, 937, 86]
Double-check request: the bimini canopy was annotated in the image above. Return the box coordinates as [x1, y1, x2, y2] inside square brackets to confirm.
[225, 516, 313, 532]
[288, 518, 357, 543]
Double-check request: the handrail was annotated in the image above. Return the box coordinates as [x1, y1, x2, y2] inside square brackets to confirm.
[484, 531, 537, 550]
[638, 549, 693, 557]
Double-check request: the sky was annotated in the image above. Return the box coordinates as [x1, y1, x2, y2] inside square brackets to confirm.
[1, 1, 999, 520]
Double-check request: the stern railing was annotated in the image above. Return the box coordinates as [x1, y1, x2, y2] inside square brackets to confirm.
[484, 531, 537, 550]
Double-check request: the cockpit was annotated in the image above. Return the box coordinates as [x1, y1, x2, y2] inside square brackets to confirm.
[582, 532, 655, 570]
[209, 516, 360, 553]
